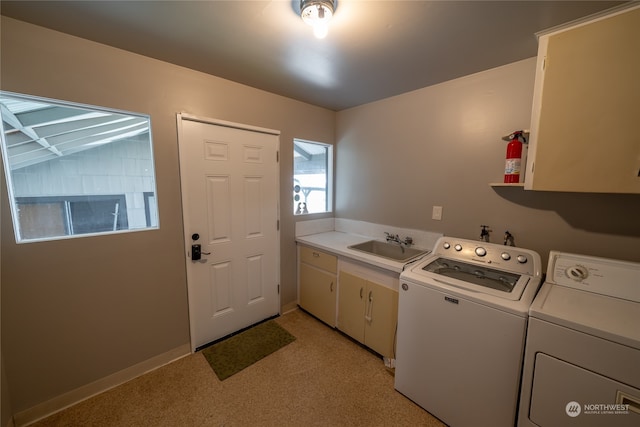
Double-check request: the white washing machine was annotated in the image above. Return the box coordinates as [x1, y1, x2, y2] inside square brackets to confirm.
[395, 236, 542, 427]
[518, 251, 640, 426]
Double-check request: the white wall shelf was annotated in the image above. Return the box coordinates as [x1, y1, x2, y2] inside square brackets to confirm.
[490, 183, 525, 187]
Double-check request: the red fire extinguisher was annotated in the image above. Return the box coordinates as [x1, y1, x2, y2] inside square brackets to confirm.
[504, 131, 525, 183]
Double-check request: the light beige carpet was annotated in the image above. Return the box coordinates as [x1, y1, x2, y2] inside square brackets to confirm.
[30, 309, 445, 426]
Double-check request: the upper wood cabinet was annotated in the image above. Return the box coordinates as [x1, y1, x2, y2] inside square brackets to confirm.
[524, 5, 640, 193]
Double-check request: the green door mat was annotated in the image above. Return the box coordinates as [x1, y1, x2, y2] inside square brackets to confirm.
[201, 320, 296, 380]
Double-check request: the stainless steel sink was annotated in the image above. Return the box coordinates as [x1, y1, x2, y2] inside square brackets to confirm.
[348, 240, 429, 262]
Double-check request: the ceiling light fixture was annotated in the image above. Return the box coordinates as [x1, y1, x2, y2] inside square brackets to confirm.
[300, 0, 336, 39]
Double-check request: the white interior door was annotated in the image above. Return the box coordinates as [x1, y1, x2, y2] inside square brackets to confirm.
[177, 115, 280, 351]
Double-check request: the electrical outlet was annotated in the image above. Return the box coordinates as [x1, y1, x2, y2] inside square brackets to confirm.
[432, 206, 443, 221]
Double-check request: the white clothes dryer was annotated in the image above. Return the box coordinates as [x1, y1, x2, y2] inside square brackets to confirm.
[518, 251, 640, 426]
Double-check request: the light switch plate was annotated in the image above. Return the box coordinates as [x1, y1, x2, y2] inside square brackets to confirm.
[432, 206, 443, 221]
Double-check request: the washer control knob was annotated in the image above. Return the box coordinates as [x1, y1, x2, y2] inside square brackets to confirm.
[501, 252, 511, 261]
[454, 244, 463, 251]
[566, 265, 589, 282]
[516, 255, 528, 264]
[443, 242, 451, 249]
[475, 247, 487, 257]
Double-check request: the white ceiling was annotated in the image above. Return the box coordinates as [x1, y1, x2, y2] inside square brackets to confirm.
[0, 0, 625, 111]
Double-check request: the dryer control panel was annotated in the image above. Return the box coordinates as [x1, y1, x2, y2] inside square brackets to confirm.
[548, 251, 640, 303]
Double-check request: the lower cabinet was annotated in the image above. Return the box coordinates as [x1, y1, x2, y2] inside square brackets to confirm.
[297, 244, 399, 358]
[338, 270, 398, 358]
[299, 263, 336, 326]
[298, 245, 337, 327]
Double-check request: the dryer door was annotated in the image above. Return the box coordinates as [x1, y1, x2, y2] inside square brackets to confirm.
[530, 353, 640, 426]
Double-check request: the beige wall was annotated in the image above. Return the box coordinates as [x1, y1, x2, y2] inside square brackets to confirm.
[0, 17, 334, 415]
[1, 355, 10, 427]
[1, 180, 8, 427]
[336, 57, 640, 266]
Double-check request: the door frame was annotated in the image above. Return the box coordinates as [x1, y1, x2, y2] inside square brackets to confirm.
[176, 113, 281, 352]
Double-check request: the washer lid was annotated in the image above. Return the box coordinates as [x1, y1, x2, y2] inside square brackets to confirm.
[422, 257, 521, 294]
[530, 282, 640, 350]
[406, 255, 532, 301]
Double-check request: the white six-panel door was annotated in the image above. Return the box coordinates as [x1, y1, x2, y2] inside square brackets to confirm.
[177, 115, 280, 351]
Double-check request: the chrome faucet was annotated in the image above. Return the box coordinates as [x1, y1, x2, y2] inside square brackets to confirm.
[385, 232, 413, 246]
[504, 230, 515, 246]
[385, 232, 413, 254]
[480, 225, 490, 243]
[384, 232, 397, 242]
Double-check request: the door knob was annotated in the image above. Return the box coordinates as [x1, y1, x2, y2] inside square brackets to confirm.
[191, 244, 211, 261]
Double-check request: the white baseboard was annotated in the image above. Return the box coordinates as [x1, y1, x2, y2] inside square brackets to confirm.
[14, 343, 190, 427]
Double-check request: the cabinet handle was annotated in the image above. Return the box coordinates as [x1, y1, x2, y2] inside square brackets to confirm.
[360, 287, 363, 299]
[365, 290, 373, 322]
[312, 252, 320, 257]
[330, 281, 334, 292]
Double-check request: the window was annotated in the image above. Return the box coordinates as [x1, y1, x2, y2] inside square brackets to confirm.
[0, 91, 159, 242]
[293, 139, 333, 215]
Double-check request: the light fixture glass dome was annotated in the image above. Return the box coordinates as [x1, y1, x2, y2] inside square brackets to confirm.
[300, 0, 335, 39]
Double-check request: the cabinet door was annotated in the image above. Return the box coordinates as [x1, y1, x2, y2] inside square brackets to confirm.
[337, 271, 366, 343]
[364, 281, 398, 358]
[299, 263, 336, 327]
[526, 7, 640, 193]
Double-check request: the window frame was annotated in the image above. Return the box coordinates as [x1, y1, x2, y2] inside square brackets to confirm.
[293, 138, 333, 216]
[0, 91, 160, 243]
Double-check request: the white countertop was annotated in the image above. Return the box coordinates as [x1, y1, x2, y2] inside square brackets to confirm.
[296, 231, 432, 274]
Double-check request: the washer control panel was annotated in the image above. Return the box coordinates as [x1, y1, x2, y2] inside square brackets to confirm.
[433, 237, 540, 277]
[548, 251, 640, 302]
